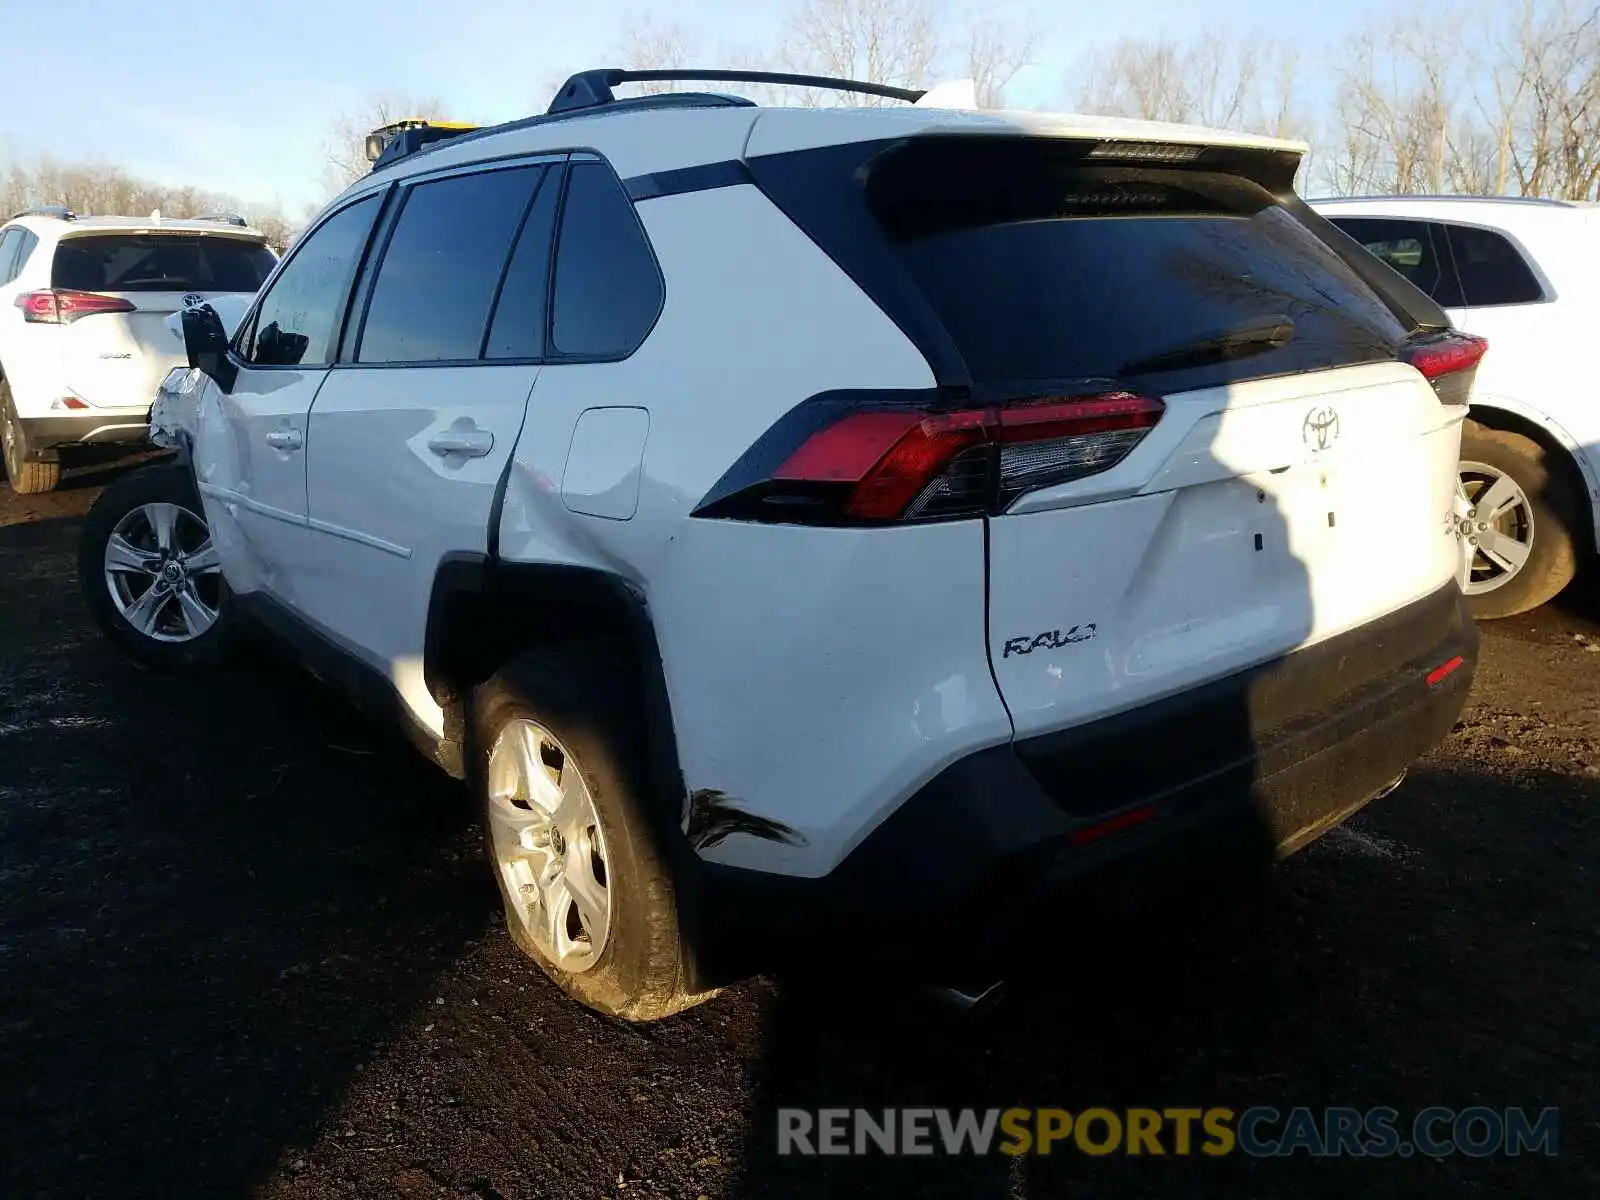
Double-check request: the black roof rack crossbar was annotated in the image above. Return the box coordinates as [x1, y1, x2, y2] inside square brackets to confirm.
[548, 68, 926, 115]
[8, 205, 74, 222]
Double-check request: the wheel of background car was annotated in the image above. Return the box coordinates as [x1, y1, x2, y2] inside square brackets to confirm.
[77, 462, 233, 670]
[1456, 421, 1583, 620]
[472, 642, 715, 1020]
[1, 380, 61, 495]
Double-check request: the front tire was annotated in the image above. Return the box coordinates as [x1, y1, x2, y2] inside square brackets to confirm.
[473, 644, 713, 1020]
[78, 462, 232, 669]
[2, 381, 62, 495]
[1457, 422, 1584, 620]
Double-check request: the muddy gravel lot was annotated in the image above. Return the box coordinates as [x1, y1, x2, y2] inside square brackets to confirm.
[2, 463, 1597, 1199]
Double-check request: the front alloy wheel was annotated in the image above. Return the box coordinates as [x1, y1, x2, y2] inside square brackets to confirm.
[103, 501, 223, 642]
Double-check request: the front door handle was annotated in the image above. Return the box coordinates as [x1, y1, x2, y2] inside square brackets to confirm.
[428, 428, 494, 458]
[265, 428, 303, 452]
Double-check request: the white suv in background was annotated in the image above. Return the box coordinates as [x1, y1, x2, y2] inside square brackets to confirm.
[79, 69, 1479, 1019]
[1315, 195, 1600, 617]
[0, 207, 277, 493]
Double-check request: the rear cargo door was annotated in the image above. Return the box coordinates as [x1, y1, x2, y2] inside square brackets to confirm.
[52, 231, 276, 408]
[873, 140, 1465, 737]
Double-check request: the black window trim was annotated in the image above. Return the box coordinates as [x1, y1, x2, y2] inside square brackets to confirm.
[1437, 219, 1553, 307]
[228, 186, 395, 373]
[13, 230, 38, 284]
[339, 152, 571, 371]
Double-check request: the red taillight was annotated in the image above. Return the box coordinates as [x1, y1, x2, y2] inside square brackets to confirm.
[1402, 331, 1487, 406]
[15, 289, 137, 324]
[750, 392, 1164, 524]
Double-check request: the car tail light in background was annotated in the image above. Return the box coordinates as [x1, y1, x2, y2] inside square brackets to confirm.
[1402, 330, 1487, 407]
[696, 392, 1165, 525]
[15, 289, 137, 324]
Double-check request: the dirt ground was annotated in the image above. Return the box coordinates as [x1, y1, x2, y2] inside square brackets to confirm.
[2, 463, 1597, 1200]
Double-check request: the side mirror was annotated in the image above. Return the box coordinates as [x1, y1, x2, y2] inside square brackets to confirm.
[181, 304, 237, 393]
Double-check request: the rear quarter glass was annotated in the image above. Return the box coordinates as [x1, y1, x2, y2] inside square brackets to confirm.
[752, 136, 1411, 394]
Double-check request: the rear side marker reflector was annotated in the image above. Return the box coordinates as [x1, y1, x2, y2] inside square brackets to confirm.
[709, 392, 1166, 525]
[1067, 803, 1160, 848]
[1426, 655, 1466, 688]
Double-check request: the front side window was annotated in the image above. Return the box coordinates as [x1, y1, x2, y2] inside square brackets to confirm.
[243, 195, 380, 367]
[1444, 224, 1545, 306]
[357, 165, 548, 364]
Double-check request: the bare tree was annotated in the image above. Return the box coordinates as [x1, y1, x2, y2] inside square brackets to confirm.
[1075, 31, 1305, 134]
[1509, 0, 1600, 200]
[614, 17, 702, 93]
[779, 0, 942, 105]
[966, 15, 1039, 109]
[321, 93, 445, 195]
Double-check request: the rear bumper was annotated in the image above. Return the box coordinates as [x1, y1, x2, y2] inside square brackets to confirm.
[19, 413, 151, 453]
[693, 582, 1476, 976]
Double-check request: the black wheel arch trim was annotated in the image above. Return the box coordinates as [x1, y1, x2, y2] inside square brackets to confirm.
[424, 556, 689, 826]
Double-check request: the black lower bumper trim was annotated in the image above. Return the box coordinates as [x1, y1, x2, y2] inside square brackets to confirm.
[694, 582, 1476, 975]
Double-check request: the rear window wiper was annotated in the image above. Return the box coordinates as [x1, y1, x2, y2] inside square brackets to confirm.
[1118, 317, 1295, 376]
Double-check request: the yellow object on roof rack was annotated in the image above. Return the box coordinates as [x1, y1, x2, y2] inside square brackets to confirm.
[364, 118, 482, 168]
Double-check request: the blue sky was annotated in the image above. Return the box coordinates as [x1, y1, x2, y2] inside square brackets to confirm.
[0, 0, 1400, 213]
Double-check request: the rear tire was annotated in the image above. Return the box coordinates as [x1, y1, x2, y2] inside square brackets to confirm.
[1458, 422, 1583, 620]
[78, 462, 232, 670]
[2, 381, 62, 495]
[473, 644, 714, 1020]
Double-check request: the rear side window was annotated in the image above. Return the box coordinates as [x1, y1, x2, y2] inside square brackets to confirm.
[485, 167, 562, 360]
[52, 234, 276, 293]
[550, 162, 663, 359]
[244, 194, 380, 367]
[753, 138, 1411, 392]
[1444, 224, 1544, 306]
[1329, 217, 1465, 307]
[358, 165, 547, 364]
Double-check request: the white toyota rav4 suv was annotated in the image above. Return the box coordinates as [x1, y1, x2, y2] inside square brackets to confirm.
[0, 207, 277, 493]
[1315, 195, 1600, 617]
[79, 70, 1480, 1018]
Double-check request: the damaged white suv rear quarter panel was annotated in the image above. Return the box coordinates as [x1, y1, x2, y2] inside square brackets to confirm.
[496, 181, 1012, 878]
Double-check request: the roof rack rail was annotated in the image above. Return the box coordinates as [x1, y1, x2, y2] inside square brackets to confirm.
[8, 204, 75, 222]
[194, 212, 249, 227]
[547, 68, 926, 115]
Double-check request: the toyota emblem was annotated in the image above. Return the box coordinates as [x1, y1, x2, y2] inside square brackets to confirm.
[181, 293, 205, 309]
[1303, 406, 1340, 452]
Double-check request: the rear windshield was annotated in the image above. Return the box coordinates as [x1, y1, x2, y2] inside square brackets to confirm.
[52, 234, 276, 294]
[754, 137, 1411, 392]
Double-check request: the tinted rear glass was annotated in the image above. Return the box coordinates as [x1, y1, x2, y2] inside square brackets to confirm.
[869, 145, 1407, 389]
[53, 234, 276, 293]
[752, 138, 1411, 392]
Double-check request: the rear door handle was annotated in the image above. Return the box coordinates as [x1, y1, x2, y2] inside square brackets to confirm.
[265, 428, 303, 452]
[428, 429, 494, 458]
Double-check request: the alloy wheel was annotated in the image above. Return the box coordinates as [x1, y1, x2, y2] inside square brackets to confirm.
[486, 719, 612, 972]
[102, 501, 223, 642]
[1456, 461, 1535, 596]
